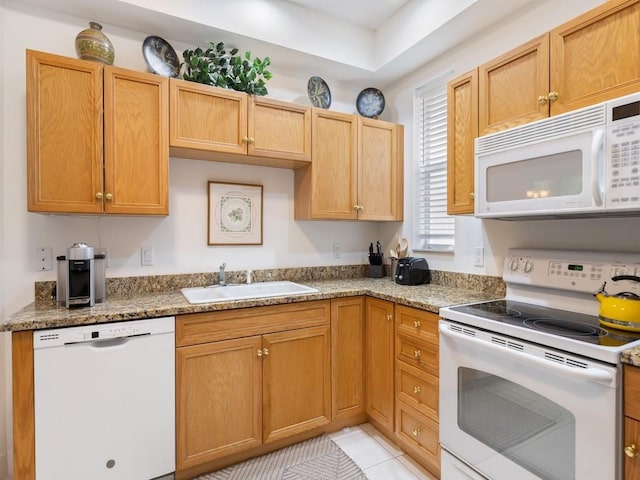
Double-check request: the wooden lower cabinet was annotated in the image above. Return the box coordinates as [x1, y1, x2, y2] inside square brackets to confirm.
[625, 364, 640, 479]
[395, 305, 441, 478]
[365, 297, 395, 433]
[175, 302, 331, 476]
[331, 297, 366, 421]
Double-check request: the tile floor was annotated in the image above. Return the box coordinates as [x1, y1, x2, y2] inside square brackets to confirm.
[328, 423, 438, 480]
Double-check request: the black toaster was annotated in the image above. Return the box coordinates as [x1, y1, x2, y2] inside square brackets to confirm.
[395, 257, 431, 285]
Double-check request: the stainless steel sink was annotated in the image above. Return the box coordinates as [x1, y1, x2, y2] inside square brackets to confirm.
[181, 281, 319, 304]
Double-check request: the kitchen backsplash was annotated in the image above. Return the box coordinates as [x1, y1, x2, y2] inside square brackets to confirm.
[34, 265, 505, 303]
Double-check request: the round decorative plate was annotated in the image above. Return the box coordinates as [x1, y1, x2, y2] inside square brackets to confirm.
[307, 76, 331, 109]
[356, 87, 385, 118]
[142, 35, 180, 78]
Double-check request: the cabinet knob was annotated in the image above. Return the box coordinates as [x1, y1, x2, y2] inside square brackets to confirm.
[470, 192, 475, 199]
[242, 136, 250, 144]
[105, 193, 113, 201]
[414, 349, 421, 359]
[548, 91, 559, 102]
[248, 137, 255, 144]
[353, 205, 364, 211]
[538, 95, 548, 105]
[257, 349, 263, 357]
[96, 192, 103, 200]
[263, 347, 269, 356]
[387, 314, 393, 321]
[413, 385, 421, 394]
[625, 444, 639, 458]
[412, 427, 421, 437]
[414, 320, 421, 328]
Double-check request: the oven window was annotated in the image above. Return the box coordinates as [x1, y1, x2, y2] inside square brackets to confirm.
[458, 367, 575, 480]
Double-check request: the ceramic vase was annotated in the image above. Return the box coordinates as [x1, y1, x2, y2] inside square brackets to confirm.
[75, 22, 115, 65]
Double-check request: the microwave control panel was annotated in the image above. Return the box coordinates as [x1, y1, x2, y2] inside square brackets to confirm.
[504, 249, 640, 296]
[607, 96, 640, 207]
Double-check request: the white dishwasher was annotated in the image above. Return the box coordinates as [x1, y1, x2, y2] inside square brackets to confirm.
[33, 317, 175, 480]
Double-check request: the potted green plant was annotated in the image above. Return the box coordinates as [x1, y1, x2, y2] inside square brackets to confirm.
[182, 41, 272, 96]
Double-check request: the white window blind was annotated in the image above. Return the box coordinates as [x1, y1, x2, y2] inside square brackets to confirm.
[414, 75, 455, 252]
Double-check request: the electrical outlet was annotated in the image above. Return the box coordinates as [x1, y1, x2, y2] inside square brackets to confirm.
[34, 247, 53, 271]
[332, 242, 341, 259]
[474, 247, 484, 267]
[141, 246, 154, 266]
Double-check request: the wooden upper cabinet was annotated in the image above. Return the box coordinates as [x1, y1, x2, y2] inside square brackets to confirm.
[447, 69, 478, 215]
[357, 117, 404, 221]
[27, 50, 103, 214]
[294, 109, 404, 221]
[103, 66, 169, 215]
[169, 78, 311, 167]
[295, 109, 358, 220]
[478, 0, 640, 135]
[26, 50, 169, 215]
[550, 0, 640, 115]
[479, 34, 550, 135]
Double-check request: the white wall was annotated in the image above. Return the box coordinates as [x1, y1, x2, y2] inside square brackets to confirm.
[382, 0, 640, 276]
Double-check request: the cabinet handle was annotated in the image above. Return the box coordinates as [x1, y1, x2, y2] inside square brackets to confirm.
[414, 349, 421, 359]
[105, 193, 113, 201]
[548, 91, 559, 102]
[96, 192, 103, 200]
[625, 444, 639, 458]
[538, 95, 548, 105]
[414, 320, 421, 328]
[413, 385, 421, 394]
[412, 427, 421, 437]
[263, 347, 269, 356]
[257, 349, 263, 357]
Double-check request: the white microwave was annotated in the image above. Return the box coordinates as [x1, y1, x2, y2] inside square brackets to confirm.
[474, 91, 640, 219]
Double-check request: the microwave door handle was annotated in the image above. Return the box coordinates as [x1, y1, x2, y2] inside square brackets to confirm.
[439, 323, 613, 385]
[591, 128, 605, 207]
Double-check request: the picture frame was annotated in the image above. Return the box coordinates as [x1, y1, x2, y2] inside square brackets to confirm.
[208, 181, 263, 245]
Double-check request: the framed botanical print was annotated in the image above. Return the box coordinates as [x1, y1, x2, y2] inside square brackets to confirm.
[208, 181, 263, 245]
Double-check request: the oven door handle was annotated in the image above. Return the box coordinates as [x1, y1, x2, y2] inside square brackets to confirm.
[439, 324, 614, 385]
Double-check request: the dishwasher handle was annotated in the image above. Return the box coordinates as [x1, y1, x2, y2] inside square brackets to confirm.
[64, 332, 150, 347]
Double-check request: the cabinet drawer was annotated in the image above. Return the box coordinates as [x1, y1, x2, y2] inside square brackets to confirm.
[395, 305, 439, 345]
[396, 362, 438, 422]
[396, 402, 440, 471]
[396, 333, 438, 376]
[177, 300, 330, 346]
[625, 365, 640, 421]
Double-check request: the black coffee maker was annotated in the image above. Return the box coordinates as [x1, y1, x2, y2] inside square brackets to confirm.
[56, 243, 105, 308]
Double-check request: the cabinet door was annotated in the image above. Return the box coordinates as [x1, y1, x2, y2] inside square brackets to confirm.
[294, 109, 358, 220]
[357, 118, 404, 221]
[625, 416, 640, 480]
[169, 78, 248, 155]
[447, 69, 478, 215]
[365, 297, 395, 433]
[262, 326, 331, 443]
[176, 336, 262, 470]
[104, 67, 169, 215]
[331, 297, 365, 420]
[550, 0, 640, 116]
[248, 96, 311, 162]
[479, 34, 550, 135]
[26, 50, 104, 214]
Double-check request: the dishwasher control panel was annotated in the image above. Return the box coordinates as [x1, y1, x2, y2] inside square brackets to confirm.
[33, 317, 174, 348]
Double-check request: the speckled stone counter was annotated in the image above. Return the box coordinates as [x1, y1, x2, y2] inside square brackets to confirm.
[2, 267, 504, 332]
[622, 347, 640, 366]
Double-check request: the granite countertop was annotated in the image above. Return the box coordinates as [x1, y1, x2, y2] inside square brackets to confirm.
[622, 348, 640, 367]
[2, 277, 498, 333]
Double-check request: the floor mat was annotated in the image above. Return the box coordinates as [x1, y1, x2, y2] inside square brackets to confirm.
[193, 434, 367, 480]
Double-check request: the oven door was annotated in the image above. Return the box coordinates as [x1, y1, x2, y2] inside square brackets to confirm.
[439, 319, 620, 480]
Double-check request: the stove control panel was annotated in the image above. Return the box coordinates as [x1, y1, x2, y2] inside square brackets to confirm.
[504, 248, 640, 295]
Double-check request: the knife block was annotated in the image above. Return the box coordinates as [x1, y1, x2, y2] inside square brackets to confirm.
[369, 265, 384, 278]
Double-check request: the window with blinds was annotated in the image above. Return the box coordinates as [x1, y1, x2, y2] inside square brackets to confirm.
[414, 74, 455, 252]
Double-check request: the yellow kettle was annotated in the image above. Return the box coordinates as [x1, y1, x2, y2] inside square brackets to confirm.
[594, 275, 640, 331]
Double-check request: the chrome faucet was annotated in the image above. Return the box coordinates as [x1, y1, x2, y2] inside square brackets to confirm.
[219, 262, 227, 286]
